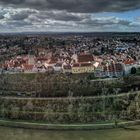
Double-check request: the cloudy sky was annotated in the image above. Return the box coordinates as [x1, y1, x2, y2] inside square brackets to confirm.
[0, 0, 140, 32]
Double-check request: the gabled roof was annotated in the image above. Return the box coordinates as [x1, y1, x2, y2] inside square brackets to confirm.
[78, 54, 94, 63]
[104, 63, 123, 72]
[22, 64, 34, 70]
[48, 57, 58, 64]
[81, 63, 92, 67]
[73, 63, 80, 67]
[73, 63, 92, 67]
[36, 57, 48, 61]
[123, 59, 135, 65]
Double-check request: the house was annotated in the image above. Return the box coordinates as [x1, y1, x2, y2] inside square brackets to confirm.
[72, 63, 94, 74]
[36, 48, 48, 56]
[33, 65, 47, 73]
[44, 57, 57, 68]
[22, 64, 34, 73]
[123, 59, 136, 75]
[104, 62, 124, 77]
[48, 66, 54, 73]
[71, 54, 78, 63]
[94, 65, 106, 78]
[22, 56, 29, 64]
[72, 54, 94, 63]
[53, 63, 63, 73]
[36, 57, 48, 64]
[39, 66, 47, 73]
[78, 54, 94, 63]
[28, 55, 36, 65]
[62, 64, 72, 73]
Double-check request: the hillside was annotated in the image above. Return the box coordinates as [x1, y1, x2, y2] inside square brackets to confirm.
[0, 73, 140, 97]
[0, 73, 140, 124]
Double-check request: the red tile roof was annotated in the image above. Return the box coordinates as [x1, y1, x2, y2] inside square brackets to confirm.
[78, 54, 94, 63]
[48, 58, 57, 64]
[73, 63, 92, 67]
[123, 59, 135, 65]
[37, 57, 48, 61]
[22, 64, 34, 70]
[104, 63, 123, 72]
[81, 63, 92, 67]
[73, 63, 80, 67]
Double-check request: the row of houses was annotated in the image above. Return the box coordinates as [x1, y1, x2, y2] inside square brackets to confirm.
[0, 52, 139, 78]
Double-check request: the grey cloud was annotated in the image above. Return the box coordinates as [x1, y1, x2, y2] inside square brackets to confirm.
[8, 12, 29, 20]
[3, 9, 37, 20]
[0, 1, 140, 32]
[28, 15, 134, 30]
[33, 11, 90, 21]
[0, 14, 4, 19]
[80, 17, 131, 27]
[5, 20, 32, 27]
[0, 0, 140, 13]
[136, 17, 140, 21]
[1, 6, 90, 23]
[0, 7, 136, 31]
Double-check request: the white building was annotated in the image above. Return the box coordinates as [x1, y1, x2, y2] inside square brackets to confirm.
[122, 60, 137, 75]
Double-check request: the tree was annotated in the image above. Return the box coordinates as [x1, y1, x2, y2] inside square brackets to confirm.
[131, 67, 137, 74]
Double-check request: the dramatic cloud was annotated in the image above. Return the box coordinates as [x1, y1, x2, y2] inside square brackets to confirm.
[36, 11, 90, 22]
[80, 17, 131, 26]
[0, 14, 4, 19]
[0, 0, 140, 13]
[0, 0, 140, 32]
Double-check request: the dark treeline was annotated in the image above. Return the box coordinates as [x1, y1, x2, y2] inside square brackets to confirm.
[0, 73, 140, 98]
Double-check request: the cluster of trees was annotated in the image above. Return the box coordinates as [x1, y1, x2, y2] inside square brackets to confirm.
[0, 92, 140, 123]
[0, 73, 140, 97]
